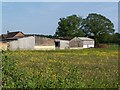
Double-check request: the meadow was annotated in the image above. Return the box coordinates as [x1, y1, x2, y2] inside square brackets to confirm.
[1, 45, 119, 88]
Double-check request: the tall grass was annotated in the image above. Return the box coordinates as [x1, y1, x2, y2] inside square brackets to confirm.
[1, 45, 119, 88]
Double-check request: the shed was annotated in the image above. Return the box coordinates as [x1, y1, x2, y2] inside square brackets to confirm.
[55, 39, 69, 49]
[8, 36, 35, 50]
[69, 37, 94, 48]
[34, 36, 55, 50]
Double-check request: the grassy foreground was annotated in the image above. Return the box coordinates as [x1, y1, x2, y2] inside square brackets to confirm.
[1, 45, 119, 88]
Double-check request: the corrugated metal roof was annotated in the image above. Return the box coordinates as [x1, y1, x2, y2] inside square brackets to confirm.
[77, 37, 94, 41]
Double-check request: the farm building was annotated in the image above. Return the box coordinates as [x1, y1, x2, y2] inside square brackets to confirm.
[69, 37, 94, 48]
[0, 31, 95, 50]
[0, 31, 56, 50]
[34, 36, 55, 50]
[7, 36, 35, 50]
[0, 31, 35, 50]
[6, 31, 24, 40]
[0, 31, 26, 50]
[54, 39, 69, 49]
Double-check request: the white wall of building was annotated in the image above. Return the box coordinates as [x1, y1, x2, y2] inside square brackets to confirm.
[83, 44, 94, 48]
[82, 40, 94, 48]
[60, 40, 69, 49]
[8, 36, 35, 50]
[34, 46, 55, 50]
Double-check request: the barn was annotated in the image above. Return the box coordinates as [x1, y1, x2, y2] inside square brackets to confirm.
[8, 36, 35, 50]
[0, 31, 95, 50]
[0, 31, 25, 50]
[0, 31, 56, 50]
[69, 37, 94, 48]
[34, 36, 55, 50]
[0, 31, 35, 50]
[54, 39, 69, 49]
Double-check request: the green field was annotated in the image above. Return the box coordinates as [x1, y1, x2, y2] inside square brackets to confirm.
[1, 45, 119, 88]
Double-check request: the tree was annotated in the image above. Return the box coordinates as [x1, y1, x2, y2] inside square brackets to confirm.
[82, 13, 115, 46]
[55, 15, 85, 39]
[98, 32, 120, 44]
[110, 33, 120, 44]
[98, 33, 111, 43]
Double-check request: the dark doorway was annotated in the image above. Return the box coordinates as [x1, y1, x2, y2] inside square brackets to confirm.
[55, 41, 60, 48]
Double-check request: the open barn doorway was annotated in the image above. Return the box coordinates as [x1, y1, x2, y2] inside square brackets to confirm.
[55, 41, 60, 49]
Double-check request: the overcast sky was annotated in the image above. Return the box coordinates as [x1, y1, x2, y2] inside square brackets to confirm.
[2, 2, 118, 35]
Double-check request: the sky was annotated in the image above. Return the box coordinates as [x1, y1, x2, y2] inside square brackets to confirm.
[118, 2, 120, 33]
[1, 0, 120, 2]
[2, 2, 119, 35]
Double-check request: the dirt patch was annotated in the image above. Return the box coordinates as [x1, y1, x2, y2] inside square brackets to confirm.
[95, 44, 109, 48]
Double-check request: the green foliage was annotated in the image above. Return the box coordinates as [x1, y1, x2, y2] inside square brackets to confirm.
[2, 45, 118, 88]
[98, 33, 120, 44]
[110, 33, 120, 44]
[81, 13, 115, 46]
[55, 13, 116, 45]
[55, 15, 85, 38]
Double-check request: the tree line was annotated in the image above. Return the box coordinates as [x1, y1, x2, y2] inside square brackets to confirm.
[54, 13, 120, 46]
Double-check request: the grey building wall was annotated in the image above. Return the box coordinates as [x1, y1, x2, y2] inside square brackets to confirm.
[55, 39, 69, 49]
[35, 36, 54, 46]
[34, 36, 55, 50]
[60, 40, 69, 49]
[69, 37, 83, 47]
[8, 40, 18, 50]
[69, 37, 94, 48]
[8, 36, 35, 50]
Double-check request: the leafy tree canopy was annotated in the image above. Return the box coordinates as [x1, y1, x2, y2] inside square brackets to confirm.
[55, 15, 85, 39]
[82, 13, 115, 46]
